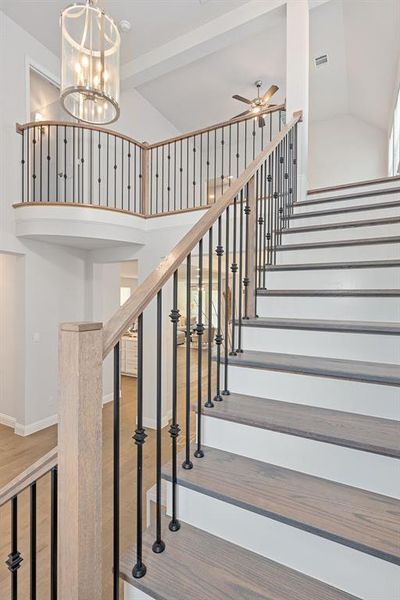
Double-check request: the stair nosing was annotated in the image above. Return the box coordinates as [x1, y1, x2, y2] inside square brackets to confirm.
[163, 447, 400, 566]
[256, 288, 400, 297]
[238, 316, 400, 335]
[291, 199, 400, 218]
[305, 185, 400, 204]
[199, 394, 400, 458]
[262, 258, 400, 271]
[221, 350, 400, 386]
[276, 235, 400, 251]
[282, 215, 400, 234]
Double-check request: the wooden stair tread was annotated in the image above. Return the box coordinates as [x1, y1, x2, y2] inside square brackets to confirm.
[120, 516, 359, 600]
[282, 215, 400, 234]
[276, 235, 400, 250]
[290, 199, 400, 219]
[239, 317, 400, 335]
[200, 393, 400, 458]
[263, 259, 400, 271]
[305, 184, 400, 204]
[257, 288, 400, 297]
[163, 448, 400, 565]
[222, 350, 400, 386]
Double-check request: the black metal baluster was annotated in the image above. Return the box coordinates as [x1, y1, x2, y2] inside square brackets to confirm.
[180, 140, 183, 210]
[237, 189, 244, 353]
[262, 158, 268, 283]
[150, 149, 153, 214]
[244, 119, 248, 168]
[113, 342, 120, 598]
[77, 127, 81, 204]
[98, 132, 101, 205]
[192, 136, 196, 208]
[128, 143, 132, 212]
[114, 135, 117, 209]
[213, 130, 217, 202]
[273, 147, 279, 264]
[168, 274, 181, 532]
[195, 239, 205, 457]
[132, 314, 147, 578]
[7, 496, 22, 600]
[252, 116, 256, 160]
[33, 126, 37, 202]
[153, 291, 166, 553]
[230, 196, 238, 356]
[121, 139, 124, 211]
[186, 138, 189, 209]
[183, 255, 194, 468]
[106, 133, 110, 207]
[64, 126, 67, 202]
[27, 127, 30, 202]
[206, 131, 210, 204]
[167, 143, 171, 212]
[228, 124, 232, 185]
[161, 145, 165, 213]
[269, 111, 273, 142]
[236, 122, 240, 177]
[205, 228, 214, 408]
[50, 466, 58, 600]
[221, 127, 224, 196]
[81, 128, 85, 204]
[173, 142, 177, 211]
[214, 216, 223, 402]
[30, 482, 37, 600]
[40, 124, 43, 201]
[21, 130, 25, 203]
[199, 134, 203, 206]
[243, 184, 250, 320]
[156, 146, 159, 214]
[72, 127, 75, 203]
[90, 129, 93, 204]
[257, 165, 263, 289]
[222, 207, 230, 396]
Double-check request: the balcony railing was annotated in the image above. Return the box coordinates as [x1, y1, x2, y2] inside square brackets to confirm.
[16, 104, 285, 218]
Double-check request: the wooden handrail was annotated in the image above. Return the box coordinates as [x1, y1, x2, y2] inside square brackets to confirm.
[0, 447, 58, 507]
[102, 112, 302, 357]
[147, 103, 286, 149]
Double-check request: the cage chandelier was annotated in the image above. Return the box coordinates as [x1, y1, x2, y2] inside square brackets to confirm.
[60, 0, 120, 125]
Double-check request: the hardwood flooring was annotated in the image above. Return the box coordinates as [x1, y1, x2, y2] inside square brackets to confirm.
[0, 347, 210, 599]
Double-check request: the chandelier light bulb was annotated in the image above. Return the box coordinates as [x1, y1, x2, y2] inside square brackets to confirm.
[60, 0, 121, 125]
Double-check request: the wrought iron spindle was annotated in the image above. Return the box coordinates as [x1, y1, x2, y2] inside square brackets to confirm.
[113, 342, 120, 599]
[168, 274, 181, 531]
[243, 184, 250, 320]
[230, 196, 238, 356]
[183, 255, 194, 467]
[153, 291, 166, 553]
[6, 496, 22, 600]
[214, 216, 223, 402]
[21, 130, 25, 203]
[236, 189, 244, 352]
[205, 228, 214, 408]
[30, 482, 37, 600]
[132, 313, 147, 577]
[64, 126, 67, 203]
[32, 126, 37, 202]
[222, 206, 230, 395]
[195, 239, 205, 457]
[50, 466, 58, 600]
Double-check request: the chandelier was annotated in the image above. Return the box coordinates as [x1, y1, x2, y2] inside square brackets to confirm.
[60, 0, 120, 125]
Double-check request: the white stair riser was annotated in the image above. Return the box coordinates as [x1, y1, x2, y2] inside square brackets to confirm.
[240, 326, 400, 364]
[168, 484, 400, 600]
[294, 191, 400, 213]
[282, 222, 400, 243]
[289, 205, 400, 227]
[265, 266, 400, 290]
[124, 583, 152, 600]
[256, 295, 400, 322]
[276, 242, 400, 264]
[202, 416, 399, 498]
[227, 365, 400, 419]
[308, 180, 400, 200]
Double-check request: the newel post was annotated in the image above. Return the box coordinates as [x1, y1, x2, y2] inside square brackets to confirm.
[141, 142, 150, 215]
[246, 175, 257, 319]
[58, 322, 103, 600]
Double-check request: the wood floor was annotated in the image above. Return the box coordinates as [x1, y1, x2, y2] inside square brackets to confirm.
[0, 347, 211, 599]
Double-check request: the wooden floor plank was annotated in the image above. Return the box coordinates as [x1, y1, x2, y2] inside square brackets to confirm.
[163, 446, 400, 565]
[120, 516, 360, 600]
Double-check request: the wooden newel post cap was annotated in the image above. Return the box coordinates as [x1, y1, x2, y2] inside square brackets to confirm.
[60, 322, 103, 332]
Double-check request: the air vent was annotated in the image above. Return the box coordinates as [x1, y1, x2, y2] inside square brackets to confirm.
[314, 54, 328, 67]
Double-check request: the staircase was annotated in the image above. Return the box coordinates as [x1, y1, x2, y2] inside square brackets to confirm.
[122, 178, 400, 599]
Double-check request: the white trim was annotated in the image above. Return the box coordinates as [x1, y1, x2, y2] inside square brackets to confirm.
[25, 55, 61, 122]
[0, 413, 16, 429]
[102, 392, 114, 405]
[15, 413, 58, 437]
[143, 411, 171, 430]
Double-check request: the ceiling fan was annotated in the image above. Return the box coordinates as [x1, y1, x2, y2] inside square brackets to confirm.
[231, 80, 279, 127]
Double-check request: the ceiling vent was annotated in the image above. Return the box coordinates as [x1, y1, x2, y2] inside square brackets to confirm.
[314, 54, 328, 68]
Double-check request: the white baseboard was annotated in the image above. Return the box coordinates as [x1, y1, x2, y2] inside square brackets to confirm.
[9, 393, 113, 437]
[15, 414, 58, 437]
[0, 412, 16, 429]
[143, 411, 171, 430]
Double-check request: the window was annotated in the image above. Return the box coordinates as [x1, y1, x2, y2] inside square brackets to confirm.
[388, 84, 400, 176]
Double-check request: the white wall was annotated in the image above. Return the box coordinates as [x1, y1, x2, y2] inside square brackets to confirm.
[0, 11, 183, 433]
[308, 114, 387, 189]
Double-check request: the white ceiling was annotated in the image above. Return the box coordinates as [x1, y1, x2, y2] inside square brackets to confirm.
[0, 0, 248, 64]
[309, 0, 400, 130]
[137, 6, 287, 131]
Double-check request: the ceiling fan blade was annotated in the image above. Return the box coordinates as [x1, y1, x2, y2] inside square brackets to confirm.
[231, 109, 251, 120]
[262, 85, 279, 104]
[258, 115, 266, 128]
[232, 94, 253, 105]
